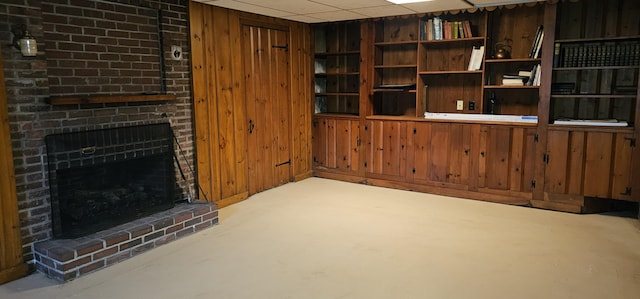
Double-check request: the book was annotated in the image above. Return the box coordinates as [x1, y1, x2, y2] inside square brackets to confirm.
[444, 21, 451, 39]
[433, 17, 442, 40]
[553, 43, 561, 67]
[462, 20, 472, 38]
[529, 25, 543, 58]
[502, 78, 525, 86]
[467, 46, 485, 71]
[426, 18, 434, 40]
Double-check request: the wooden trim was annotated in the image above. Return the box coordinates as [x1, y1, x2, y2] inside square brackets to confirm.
[47, 94, 177, 105]
[294, 171, 313, 182]
[0, 53, 29, 284]
[216, 192, 249, 209]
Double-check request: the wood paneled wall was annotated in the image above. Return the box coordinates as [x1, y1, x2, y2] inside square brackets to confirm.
[189, 1, 313, 207]
[0, 55, 29, 284]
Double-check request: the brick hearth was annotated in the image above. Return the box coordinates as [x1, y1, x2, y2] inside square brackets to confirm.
[33, 203, 217, 282]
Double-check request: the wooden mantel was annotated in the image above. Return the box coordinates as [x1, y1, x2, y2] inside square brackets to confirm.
[47, 94, 177, 105]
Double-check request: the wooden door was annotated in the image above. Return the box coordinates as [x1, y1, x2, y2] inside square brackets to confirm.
[243, 25, 292, 195]
[0, 55, 29, 283]
[409, 122, 471, 188]
[477, 125, 536, 197]
[545, 129, 635, 201]
[365, 120, 408, 180]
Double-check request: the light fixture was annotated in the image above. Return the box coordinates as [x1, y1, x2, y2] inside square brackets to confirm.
[11, 25, 38, 57]
[386, 0, 434, 4]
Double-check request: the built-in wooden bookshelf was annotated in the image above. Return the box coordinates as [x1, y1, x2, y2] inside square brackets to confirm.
[313, 22, 361, 116]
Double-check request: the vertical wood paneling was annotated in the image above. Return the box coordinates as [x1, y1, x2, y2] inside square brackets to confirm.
[612, 133, 633, 200]
[412, 122, 431, 182]
[336, 120, 351, 170]
[430, 123, 450, 183]
[486, 126, 511, 190]
[583, 132, 613, 198]
[0, 53, 29, 283]
[191, 3, 312, 205]
[545, 130, 569, 194]
[350, 120, 360, 173]
[327, 119, 337, 168]
[291, 23, 313, 179]
[510, 128, 525, 192]
[272, 29, 292, 185]
[213, 9, 239, 199]
[566, 131, 585, 195]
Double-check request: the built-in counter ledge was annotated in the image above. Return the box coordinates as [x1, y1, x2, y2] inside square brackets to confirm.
[46, 94, 177, 105]
[365, 114, 538, 126]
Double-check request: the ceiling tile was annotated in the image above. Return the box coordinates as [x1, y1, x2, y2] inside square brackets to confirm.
[352, 5, 416, 18]
[303, 9, 369, 22]
[307, 0, 393, 10]
[198, 0, 291, 17]
[238, 0, 337, 14]
[282, 14, 329, 23]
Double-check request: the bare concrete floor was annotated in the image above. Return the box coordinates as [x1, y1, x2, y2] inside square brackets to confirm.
[2, 178, 639, 299]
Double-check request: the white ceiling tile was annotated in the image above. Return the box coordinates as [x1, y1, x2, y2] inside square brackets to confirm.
[307, 0, 393, 10]
[200, 0, 292, 17]
[238, 0, 337, 14]
[303, 9, 369, 22]
[281, 14, 328, 23]
[352, 5, 416, 18]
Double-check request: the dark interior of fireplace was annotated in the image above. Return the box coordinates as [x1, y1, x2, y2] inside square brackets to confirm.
[45, 123, 176, 238]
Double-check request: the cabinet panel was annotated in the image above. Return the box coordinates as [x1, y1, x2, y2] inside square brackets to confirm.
[544, 129, 634, 200]
[478, 126, 537, 194]
[410, 123, 471, 187]
[312, 117, 359, 174]
[366, 120, 407, 179]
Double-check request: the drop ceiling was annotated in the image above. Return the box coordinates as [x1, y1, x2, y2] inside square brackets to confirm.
[193, 0, 546, 23]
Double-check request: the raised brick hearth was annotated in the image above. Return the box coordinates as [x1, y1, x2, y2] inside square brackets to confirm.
[33, 203, 217, 282]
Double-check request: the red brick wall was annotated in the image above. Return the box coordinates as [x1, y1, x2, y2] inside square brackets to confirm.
[43, 0, 163, 96]
[0, 0, 195, 264]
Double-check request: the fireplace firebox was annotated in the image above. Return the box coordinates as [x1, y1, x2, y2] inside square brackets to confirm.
[45, 123, 176, 238]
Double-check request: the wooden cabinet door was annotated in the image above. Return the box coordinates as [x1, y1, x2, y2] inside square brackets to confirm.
[244, 25, 292, 195]
[312, 117, 360, 174]
[365, 120, 408, 180]
[477, 125, 536, 197]
[545, 129, 635, 201]
[410, 122, 471, 188]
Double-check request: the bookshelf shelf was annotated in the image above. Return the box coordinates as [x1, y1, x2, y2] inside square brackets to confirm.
[419, 37, 485, 44]
[485, 58, 541, 63]
[485, 85, 540, 89]
[550, 94, 637, 99]
[420, 70, 483, 75]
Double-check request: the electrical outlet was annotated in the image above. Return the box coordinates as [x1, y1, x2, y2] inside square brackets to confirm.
[469, 101, 475, 110]
[456, 100, 464, 111]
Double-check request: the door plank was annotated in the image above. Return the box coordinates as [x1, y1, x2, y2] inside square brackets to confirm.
[545, 130, 569, 194]
[413, 122, 431, 182]
[566, 131, 585, 195]
[611, 133, 633, 200]
[583, 132, 613, 198]
[350, 120, 360, 173]
[430, 123, 450, 183]
[510, 128, 525, 192]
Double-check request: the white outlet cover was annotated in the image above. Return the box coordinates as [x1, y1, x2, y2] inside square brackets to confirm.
[171, 45, 182, 60]
[456, 100, 464, 110]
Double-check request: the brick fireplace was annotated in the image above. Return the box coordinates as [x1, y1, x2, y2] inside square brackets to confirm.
[0, 0, 212, 280]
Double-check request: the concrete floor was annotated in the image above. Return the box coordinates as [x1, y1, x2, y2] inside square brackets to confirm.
[1, 178, 639, 299]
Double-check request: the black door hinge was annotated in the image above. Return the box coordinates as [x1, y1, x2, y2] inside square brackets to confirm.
[531, 180, 536, 189]
[364, 125, 368, 131]
[412, 168, 416, 174]
[272, 44, 289, 51]
[621, 187, 632, 196]
[543, 153, 549, 164]
[275, 160, 291, 167]
[413, 128, 417, 134]
[534, 134, 539, 142]
[624, 137, 636, 147]
[364, 162, 368, 168]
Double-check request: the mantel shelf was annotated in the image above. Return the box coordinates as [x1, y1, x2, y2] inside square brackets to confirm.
[47, 94, 177, 105]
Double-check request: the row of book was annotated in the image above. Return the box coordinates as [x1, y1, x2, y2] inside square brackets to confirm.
[421, 17, 473, 41]
[502, 64, 541, 86]
[554, 42, 640, 68]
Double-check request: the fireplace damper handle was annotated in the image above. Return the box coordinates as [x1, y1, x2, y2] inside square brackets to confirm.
[81, 146, 97, 155]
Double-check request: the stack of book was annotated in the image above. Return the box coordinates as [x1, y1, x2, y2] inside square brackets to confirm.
[502, 64, 541, 86]
[422, 17, 473, 41]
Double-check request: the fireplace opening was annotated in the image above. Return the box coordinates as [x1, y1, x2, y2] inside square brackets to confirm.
[45, 123, 176, 238]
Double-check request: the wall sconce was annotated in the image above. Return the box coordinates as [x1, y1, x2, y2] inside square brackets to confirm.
[11, 25, 38, 57]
